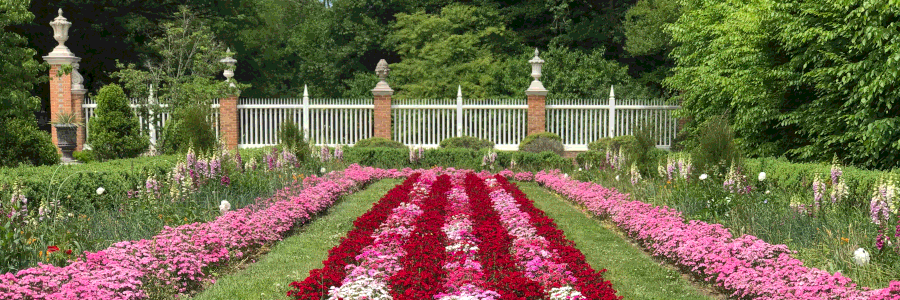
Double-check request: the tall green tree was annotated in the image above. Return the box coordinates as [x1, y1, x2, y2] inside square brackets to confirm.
[664, 0, 798, 157]
[89, 84, 149, 160]
[775, 0, 900, 169]
[0, 0, 58, 167]
[622, 0, 681, 97]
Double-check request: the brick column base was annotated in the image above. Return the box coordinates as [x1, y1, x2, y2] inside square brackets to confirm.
[373, 94, 392, 139]
[526, 94, 546, 135]
[220, 95, 239, 150]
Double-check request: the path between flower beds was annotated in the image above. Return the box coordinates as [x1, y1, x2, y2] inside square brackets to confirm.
[516, 181, 719, 300]
[190, 179, 404, 300]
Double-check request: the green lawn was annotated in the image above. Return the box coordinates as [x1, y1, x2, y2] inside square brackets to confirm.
[516, 182, 719, 300]
[191, 178, 404, 300]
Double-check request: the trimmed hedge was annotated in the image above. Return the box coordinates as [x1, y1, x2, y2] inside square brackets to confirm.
[341, 147, 573, 172]
[743, 157, 900, 208]
[353, 137, 406, 149]
[439, 136, 494, 150]
[0, 155, 178, 209]
[587, 135, 640, 153]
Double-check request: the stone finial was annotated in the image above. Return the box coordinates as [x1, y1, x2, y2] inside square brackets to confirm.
[71, 63, 84, 91]
[44, 8, 79, 64]
[372, 59, 393, 95]
[375, 59, 390, 80]
[220, 48, 237, 87]
[526, 48, 547, 96]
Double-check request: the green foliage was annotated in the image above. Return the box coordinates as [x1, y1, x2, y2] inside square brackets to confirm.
[1, 0, 46, 121]
[0, 118, 59, 167]
[692, 115, 741, 175]
[158, 104, 217, 155]
[664, 0, 796, 158]
[519, 132, 561, 148]
[774, 0, 900, 169]
[388, 5, 526, 98]
[341, 146, 572, 172]
[88, 84, 150, 160]
[439, 136, 495, 151]
[73, 150, 97, 163]
[588, 136, 640, 152]
[277, 120, 311, 162]
[543, 46, 651, 100]
[353, 137, 406, 149]
[623, 0, 680, 57]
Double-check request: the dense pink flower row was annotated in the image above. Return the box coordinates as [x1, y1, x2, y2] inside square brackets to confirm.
[483, 177, 584, 299]
[534, 170, 900, 300]
[0, 164, 407, 300]
[436, 177, 500, 300]
[327, 174, 435, 299]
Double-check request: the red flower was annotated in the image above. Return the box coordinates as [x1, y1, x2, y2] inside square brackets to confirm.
[47, 246, 60, 254]
[65, 249, 73, 255]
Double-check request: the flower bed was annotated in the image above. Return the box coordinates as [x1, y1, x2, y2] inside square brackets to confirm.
[534, 170, 900, 300]
[288, 170, 619, 299]
[0, 164, 405, 299]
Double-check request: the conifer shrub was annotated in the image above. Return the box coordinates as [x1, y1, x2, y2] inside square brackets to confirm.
[88, 84, 149, 160]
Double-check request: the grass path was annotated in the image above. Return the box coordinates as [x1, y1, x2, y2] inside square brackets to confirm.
[191, 178, 404, 300]
[516, 182, 719, 300]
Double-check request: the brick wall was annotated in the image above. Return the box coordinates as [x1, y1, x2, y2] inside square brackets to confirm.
[220, 95, 239, 150]
[373, 94, 392, 139]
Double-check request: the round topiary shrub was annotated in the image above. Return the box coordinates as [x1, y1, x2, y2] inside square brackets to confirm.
[439, 136, 494, 151]
[353, 137, 406, 149]
[519, 132, 564, 156]
[0, 118, 60, 167]
[88, 84, 149, 160]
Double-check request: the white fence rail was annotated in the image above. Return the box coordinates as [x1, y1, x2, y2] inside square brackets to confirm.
[82, 92, 679, 151]
[546, 97, 679, 151]
[391, 97, 527, 150]
[237, 97, 374, 148]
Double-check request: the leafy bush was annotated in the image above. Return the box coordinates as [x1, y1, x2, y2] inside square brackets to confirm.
[353, 137, 406, 149]
[692, 115, 741, 175]
[278, 120, 311, 162]
[158, 104, 217, 155]
[0, 118, 59, 168]
[340, 147, 572, 172]
[88, 84, 149, 160]
[587, 136, 639, 153]
[439, 136, 494, 151]
[73, 150, 97, 163]
[519, 132, 564, 156]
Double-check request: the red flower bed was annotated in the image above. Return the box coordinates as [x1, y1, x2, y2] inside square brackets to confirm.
[464, 173, 545, 299]
[389, 174, 450, 299]
[286, 174, 420, 298]
[495, 175, 620, 300]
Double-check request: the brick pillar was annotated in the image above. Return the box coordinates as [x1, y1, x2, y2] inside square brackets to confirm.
[72, 89, 86, 151]
[373, 93, 392, 139]
[47, 62, 78, 153]
[372, 59, 394, 140]
[526, 94, 547, 135]
[220, 95, 239, 150]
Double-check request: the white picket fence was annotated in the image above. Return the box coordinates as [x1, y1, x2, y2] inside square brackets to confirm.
[82, 98, 219, 146]
[82, 91, 679, 151]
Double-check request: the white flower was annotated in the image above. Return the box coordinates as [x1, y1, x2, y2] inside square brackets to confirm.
[699, 174, 708, 180]
[578, 168, 583, 171]
[615, 175, 620, 181]
[765, 190, 770, 194]
[758, 172, 767, 181]
[219, 200, 231, 214]
[96, 187, 105, 195]
[67, 212, 74, 218]
[563, 173, 568, 178]
[320, 167, 326, 174]
[854, 248, 870, 265]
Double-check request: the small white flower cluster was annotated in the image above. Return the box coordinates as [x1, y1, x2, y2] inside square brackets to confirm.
[327, 275, 391, 300]
[854, 247, 870, 265]
[548, 286, 585, 300]
[219, 200, 231, 215]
